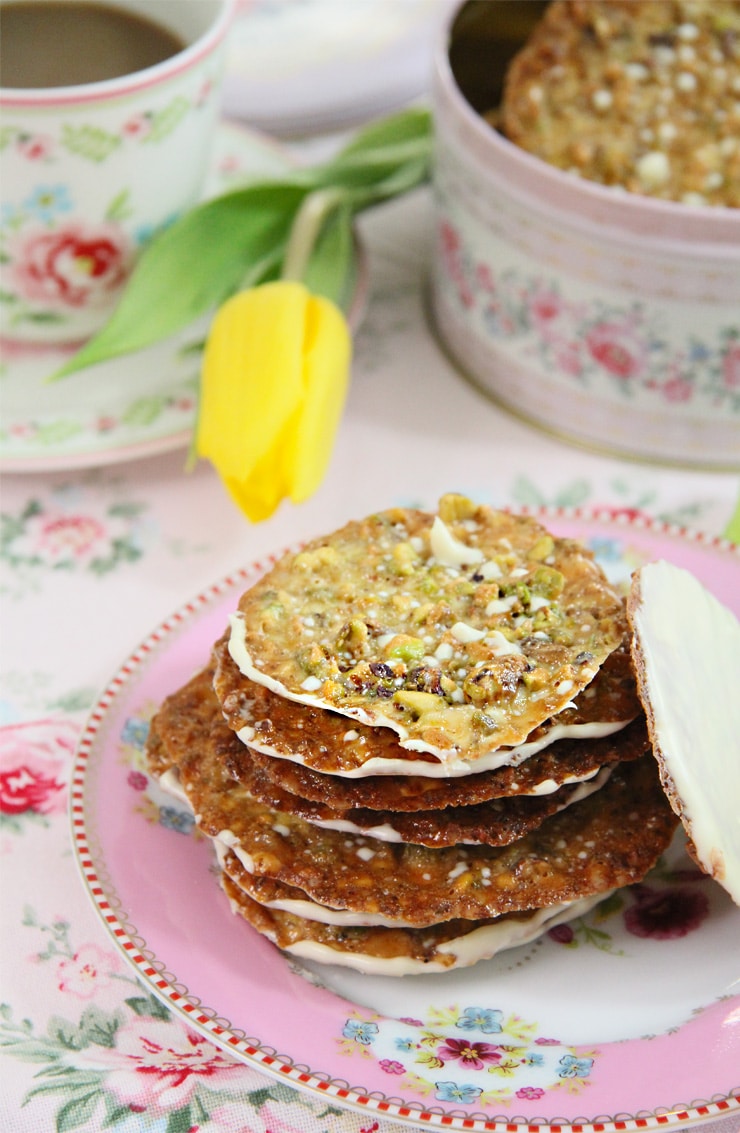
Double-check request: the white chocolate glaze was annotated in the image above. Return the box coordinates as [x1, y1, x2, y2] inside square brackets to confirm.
[630, 560, 740, 905]
[235, 714, 628, 780]
[302, 765, 613, 843]
[268, 894, 609, 976]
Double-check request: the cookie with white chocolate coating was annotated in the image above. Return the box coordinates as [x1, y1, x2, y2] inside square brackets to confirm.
[230, 495, 626, 764]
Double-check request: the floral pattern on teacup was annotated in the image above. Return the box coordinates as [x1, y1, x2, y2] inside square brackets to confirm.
[1, 81, 219, 339]
[7, 221, 132, 312]
[1, 92, 202, 168]
[438, 219, 740, 414]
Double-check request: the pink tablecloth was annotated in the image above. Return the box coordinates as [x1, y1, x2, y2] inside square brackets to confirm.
[2, 189, 739, 1133]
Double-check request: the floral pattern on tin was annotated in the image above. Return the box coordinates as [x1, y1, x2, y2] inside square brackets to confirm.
[438, 219, 740, 414]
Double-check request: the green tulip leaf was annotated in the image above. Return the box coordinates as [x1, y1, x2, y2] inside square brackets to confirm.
[332, 106, 433, 164]
[52, 183, 308, 379]
[51, 108, 434, 380]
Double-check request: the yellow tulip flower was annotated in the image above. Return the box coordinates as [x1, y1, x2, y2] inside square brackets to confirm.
[195, 280, 352, 522]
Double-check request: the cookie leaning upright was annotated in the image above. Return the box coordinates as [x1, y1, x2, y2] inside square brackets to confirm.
[227, 494, 627, 769]
[499, 0, 740, 207]
[627, 560, 740, 905]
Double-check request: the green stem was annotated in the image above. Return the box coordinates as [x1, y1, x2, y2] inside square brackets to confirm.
[723, 485, 740, 545]
[281, 187, 347, 282]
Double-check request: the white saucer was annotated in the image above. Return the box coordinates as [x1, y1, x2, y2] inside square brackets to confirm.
[222, 0, 457, 136]
[0, 123, 316, 473]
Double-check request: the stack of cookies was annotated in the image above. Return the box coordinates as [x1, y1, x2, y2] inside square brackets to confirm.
[146, 495, 679, 974]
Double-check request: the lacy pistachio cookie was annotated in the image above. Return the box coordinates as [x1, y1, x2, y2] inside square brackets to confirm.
[149, 663, 614, 848]
[245, 715, 649, 812]
[154, 648, 648, 817]
[499, 0, 740, 207]
[218, 850, 606, 936]
[215, 631, 641, 779]
[149, 666, 611, 847]
[228, 495, 626, 765]
[159, 695, 675, 926]
[220, 869, 607, 975]
[234, 748, 613, 849]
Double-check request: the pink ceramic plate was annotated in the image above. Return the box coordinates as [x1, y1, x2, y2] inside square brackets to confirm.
[71, 510, 740, 1131]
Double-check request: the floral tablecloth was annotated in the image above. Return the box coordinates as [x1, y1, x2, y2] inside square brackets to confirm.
[2, 187, 739, 1133]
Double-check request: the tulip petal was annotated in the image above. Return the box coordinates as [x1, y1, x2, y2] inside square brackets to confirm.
[287, 292, 352, 504]
[196, 280, 351, 522]
[196, 281, 308, 475]
[223, 448, 292, 523]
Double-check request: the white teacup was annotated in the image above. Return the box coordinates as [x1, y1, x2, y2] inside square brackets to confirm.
[0, 0, 234, 347]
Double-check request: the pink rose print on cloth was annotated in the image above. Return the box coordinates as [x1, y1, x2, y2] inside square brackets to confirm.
[4, 494, 146, 577]
[207, 1099, 316, 1133]
[9, 221, 131, 309]
[80, 1018, 241, 1111]
[56, 943, 121, 1000]
[22, 512, 109, 567]
[0, 718, 78, 820]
